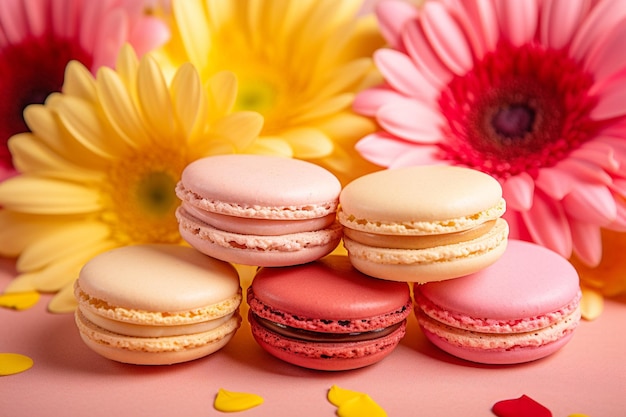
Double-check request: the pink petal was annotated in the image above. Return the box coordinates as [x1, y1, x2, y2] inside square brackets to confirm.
[0, 0, 27, 43]
[569, 142, 620, 174]
[534, 166, 576, 200]
[52, 0, 80, 38]
[355, 132, 417, 168]
[540, 0, 589, 49]
[391, 147, 446, 168]
[521, 190, 572, 258]
[494, 0, 538, 47]
[570, 0, 626, 64]
[377, 101, 444, 143]
[608, 196, 626, 231]
[502, 172, 534, 211]
[374, 49, 440, 100]
[610, 179, 626, 195]
[78, 0, 108, 56]
[91, 9, 128, 70]
[444, 0, 498, 59]
[562, 184, 616, 225]
[353, 86, 409, 117]
[589, 75, 626, 120]
[420, 1, 473, 75]
[502, 210, 533, 242]
[570, 220, 602, 267]
[127, 16, 170, 56]
[584, 23, 626, 83]
[402, 18, 452, 89]
[22, 0, 48, 37]
[559, 157, 613, 185]
[375, 0, 419, 48]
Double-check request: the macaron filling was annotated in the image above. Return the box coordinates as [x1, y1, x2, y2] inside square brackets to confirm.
[251, 313, 406, 343]
[343, 220, 499, 250]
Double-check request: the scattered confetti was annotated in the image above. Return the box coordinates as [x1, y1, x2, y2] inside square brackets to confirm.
[327, 385, 387, 417]
[0, 353, 34, 376]
[214, 388, 263, 413]
[0, 291, 40, 310]
[492, 395, 552, 417]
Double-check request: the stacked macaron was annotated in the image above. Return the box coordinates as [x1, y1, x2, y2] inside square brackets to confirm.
[74, 245, 242, 365]
[175, 155, 343, 267]
[338, 165, 509, 283]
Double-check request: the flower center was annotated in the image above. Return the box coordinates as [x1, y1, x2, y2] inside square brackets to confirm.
[437, 43, 599, 179]
[0, 35, 92, 157]
[104, 149, 185, 245]
[235, 77, 279, 114]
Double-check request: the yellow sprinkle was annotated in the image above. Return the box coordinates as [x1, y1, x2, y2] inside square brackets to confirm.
[328, 385, 387, 417]
[0, 353, 34, 376]
[327, 385, 364, 406]
[0, 291, 40, 310]
[214, 388, 263, 413]
[580, 288, 604, 321]
[568, 414, 591, 417]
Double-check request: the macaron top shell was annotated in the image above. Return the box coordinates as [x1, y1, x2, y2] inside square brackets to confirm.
[251, 256, 410, 320]
[177, 155, 341, 220]
[415, 240, 580, 321]
[339, 165, 505, 235]
[77, 244, 240, 313]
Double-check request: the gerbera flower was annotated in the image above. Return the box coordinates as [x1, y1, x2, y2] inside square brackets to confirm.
[354, 0, 626, 267]
[0, 45, 264, 312]
[0, 0, 169, 181]
[154, 0, 385, 184]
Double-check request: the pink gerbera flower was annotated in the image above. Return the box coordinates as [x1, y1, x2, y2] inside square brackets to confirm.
[355, 0, 626, 266]
[0, 0, 169, 180]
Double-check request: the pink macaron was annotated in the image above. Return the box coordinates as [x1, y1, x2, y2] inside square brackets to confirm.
[414, 240, 582, 365]
[247, 256, 412, 371]
[175, 155, 343, 267]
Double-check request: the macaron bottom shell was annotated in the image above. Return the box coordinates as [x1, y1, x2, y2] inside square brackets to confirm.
[75, 310, 241, 365]
[421, 328, 576, 365]
[178, 216, 343, 267]
[248, 313, 407, 371]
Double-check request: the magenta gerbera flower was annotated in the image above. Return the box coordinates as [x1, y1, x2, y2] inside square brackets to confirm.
[0, 0, 169, 180]
[354, 0, 626, 266]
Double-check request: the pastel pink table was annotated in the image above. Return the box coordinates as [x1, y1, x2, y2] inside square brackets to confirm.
[1, 257, 625, 416]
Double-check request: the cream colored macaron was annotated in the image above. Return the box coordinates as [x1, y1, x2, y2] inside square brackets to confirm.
[338, 165, 509, 282]
[74, 244, 242, 365]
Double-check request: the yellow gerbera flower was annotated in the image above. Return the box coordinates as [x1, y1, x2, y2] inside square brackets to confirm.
[0, 45, 264, 313]
[154, 0, 385, 184]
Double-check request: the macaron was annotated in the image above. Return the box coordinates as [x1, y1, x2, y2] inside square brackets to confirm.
[175, 155, 343, 267]
[338, 165, 509, 282]
[414, 240, 582, 365]
[247, 256, 412, 371]
[74, 244, 242, 365]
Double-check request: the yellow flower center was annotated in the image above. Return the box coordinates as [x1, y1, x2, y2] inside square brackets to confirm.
[103, 149, 185, 245]
[235, 76, 278, 114]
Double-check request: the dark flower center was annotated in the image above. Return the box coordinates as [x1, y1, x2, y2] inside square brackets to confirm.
[437, 42, 599, 180]
[0, 34, 92, 161]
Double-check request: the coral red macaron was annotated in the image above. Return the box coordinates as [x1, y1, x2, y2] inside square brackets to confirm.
[74, 244, 242, 365]
[414, 240, 582, 365]
[176, 155, 343, 267]
[247, 256, 412, 371]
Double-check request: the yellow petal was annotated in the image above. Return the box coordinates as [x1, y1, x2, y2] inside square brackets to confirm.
[281, 128, 334, 159]
[170, 63, 208, 140]
[211, 111, 264, 152]
[0, 291, 40, 310]
[173, 0, 211, 70]
[0, 211, 72, 257]
[206, 71, 238, 120]
[213, 388, 264, 412]
[47, 281, 79, 313]
[2, 274, 35, 293]
[138, 54, 176, 138]
[245, 138, 293, 157]
[17, 222, 110, 271]
[62, 61, 97, 102]
[0, 353, 34, 376]
[96, 67, 152, 149]
[0, 177, 101, 214]
[114, 44, 140, 93]
[580, 287, 604, 320]
[293, 93, 354, 123]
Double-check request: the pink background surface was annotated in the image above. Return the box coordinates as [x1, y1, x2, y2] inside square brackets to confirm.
[1, 257, 625, 417]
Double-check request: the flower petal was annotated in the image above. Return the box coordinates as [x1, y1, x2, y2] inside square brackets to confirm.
[563, 184, 616, 225]
[391, 148, 447, 169]
[0, 211, 64, 257]
[401, 18, 451, 89]
[579, 287, 604, 321]
[570, 220, 602, 267]
[137, 55, 176, 138]
[280, 128, 334, 159]
[589, 75, 626, 120]
[494, 0, 538, 47]
[206, 71, 238, 121]
[521, 190, 572, 258]
[445, 0, 498, 60]
[374, 0, 419, 48]
[211, 111, 264, 153]
[172, 0, 211, 70]
[502, 172, 534, 211]
[170, 62, 208, 141]
[0, 177, 101, 214]
[48, 281, 79, 313]
[377, 101, 444, 143]
[539, 0, 588, 50]
[356, 132, 423, 167]
[353, 86, 406, 117]
[374, 49, 440, 100]
[62, 61, 97, 102]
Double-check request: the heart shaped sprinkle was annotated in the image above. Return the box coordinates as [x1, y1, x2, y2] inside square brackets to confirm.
[492, 395, 552, 417]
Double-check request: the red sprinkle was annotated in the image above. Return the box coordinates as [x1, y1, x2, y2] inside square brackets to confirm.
[492, 395, 552, 417]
